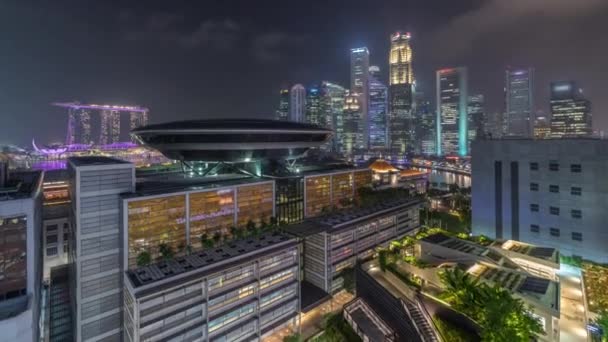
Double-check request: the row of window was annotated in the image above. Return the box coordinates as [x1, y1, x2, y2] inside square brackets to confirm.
[530, 162, 582, 173]
[529, 205, 582, 218]
[530, 183, 582, 195]
[530, 225, 583, 241]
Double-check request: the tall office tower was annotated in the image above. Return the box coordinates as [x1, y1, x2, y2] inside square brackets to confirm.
[66, 107, 92, 145]
[505, 68, 534, 137]
[305, 85, 323, 126]
[533, 112, 551, 139]
[68, 157, 135, 342]
[289, 84, 306, 123]
[472, 139, 608, 263]
[351, 47, 370, 149]
[485, 111, 504, 139]
[368, 66, 388, 150]
[467, 94, 485, 151]
[321, 82, 346, 152]
[129, 110, 149, 131]
[436, 67, 468, 156]
[550, 81, 592, 138]
[342, 91, 363, 155]
[414, 93, 435, 155]
[0, 168, 42, 342]
[275, 88, 290, 121]
[99, 110, 121, 145]
[388, 32, 415, 155]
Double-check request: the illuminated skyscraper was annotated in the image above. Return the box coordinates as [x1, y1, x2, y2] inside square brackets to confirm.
[505, 68, 534, 137]
[99, 110, 121, 145]
[275, 88, 290, 121]
[342, 91, 362, 155]
[321, 82, 346, 152]
[55, 102, 148, 145]
[414, 93, 435, 155]
[368, 66, 388, 150]
[305, 85, 323, 126]
[388, 32, 415, 154]
[550, 81, 592, 138]
[350, 47, 370, 149]
[436, 67, 468, 156]
[467, 94, 485, 151]
[65, 107, 91, 145]
[533, 112, 551, 139]
[289, 84, 306, 122]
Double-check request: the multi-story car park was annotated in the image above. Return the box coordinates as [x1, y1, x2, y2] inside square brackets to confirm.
[123, 231, 299, 342]
[288, 198, 422, 293]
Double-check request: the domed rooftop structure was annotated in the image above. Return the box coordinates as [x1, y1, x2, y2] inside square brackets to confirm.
[131, 119, 332, 162]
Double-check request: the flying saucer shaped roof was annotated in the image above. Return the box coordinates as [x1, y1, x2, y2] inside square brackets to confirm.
[131, 119, 333, 162]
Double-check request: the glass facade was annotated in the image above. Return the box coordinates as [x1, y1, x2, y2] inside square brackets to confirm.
[550, 81, 592, 138]
[126, 182, 275, 268]
[236, 183, 274, 227]
[332, 172, 354, 207]
[436, 67, 468, 156]
[368, 72, 388, 150]
[505, 68, 534, 137]
[305, 175, 331, 217]
[350, 47, 370, 149]
[389, 32, 415, 154]
[128, 195, 187, 267]
[0, 215, 27, 301]
[190, 189, 235, 246]
[275, 178, 304, 224]
[342, 92, 363, 155]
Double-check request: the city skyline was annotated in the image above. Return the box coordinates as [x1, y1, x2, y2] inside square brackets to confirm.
[1, 1, 607, 146]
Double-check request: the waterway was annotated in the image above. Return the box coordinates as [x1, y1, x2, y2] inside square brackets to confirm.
[415, 168, 471, 189]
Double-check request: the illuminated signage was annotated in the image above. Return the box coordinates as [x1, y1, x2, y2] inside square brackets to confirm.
[351, 47, 368, 53]
[554, 84, 571, 92]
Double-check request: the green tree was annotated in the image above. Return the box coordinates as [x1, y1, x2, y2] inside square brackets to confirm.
[282, 333, 301, 342]
[158, 243, 174, 260]
[339, 267, 355, 294]
[591, 310, 608, 342]
[201, 233, 214, 249]
[246, 220, 256, 235]
[378, 249, 389, 272]
[212, 232, 222, 245]
[229, 226, 238, 238]
[136, 251, 151, 266]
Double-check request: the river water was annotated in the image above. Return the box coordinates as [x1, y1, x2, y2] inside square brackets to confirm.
[415, 168, 471, 189]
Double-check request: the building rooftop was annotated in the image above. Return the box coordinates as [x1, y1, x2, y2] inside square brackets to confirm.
[0, 171, 42, 201]
[68, 156, 130, 167]
[132, 118, 330, 132]
[126, 231, 297, 290]
[495, 240, 559, 264]
[287, 198, 422, 237]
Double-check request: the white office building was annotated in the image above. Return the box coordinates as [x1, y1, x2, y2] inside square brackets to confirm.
[472, 138, 608, 263]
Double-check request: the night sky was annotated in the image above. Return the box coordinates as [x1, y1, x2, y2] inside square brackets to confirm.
[1, 0, 607, 146]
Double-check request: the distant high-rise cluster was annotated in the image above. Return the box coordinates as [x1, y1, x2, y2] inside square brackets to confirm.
[549, 81, 592, 138]
[388, 32, 415, 154]
[274, 32, 595, 159]
[436, 67, 468, 157]
[55, 102, 149, 145]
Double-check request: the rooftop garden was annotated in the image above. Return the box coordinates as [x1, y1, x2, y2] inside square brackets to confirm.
[136, 217, 282, 267]
[584, 263, 608, 314]
[438, 267, 543, 342]
[306, 313, 362, 342]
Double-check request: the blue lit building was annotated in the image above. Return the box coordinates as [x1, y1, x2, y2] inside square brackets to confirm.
[368, 67, 388, 150]
[505, 68, 534, 137]
[436, 67, 468, 157]
[305, 86, 323, 126]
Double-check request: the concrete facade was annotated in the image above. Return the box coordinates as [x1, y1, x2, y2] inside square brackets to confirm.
[472, 139, 608, 263]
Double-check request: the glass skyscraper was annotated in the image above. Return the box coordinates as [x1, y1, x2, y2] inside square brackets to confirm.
[275, 88, 289, 121]
[368, 66, 388, 150]
[414, 92, 435, 155]
[289, 84, 306, 123]
[436, 67, 468, 157]
[342, 91, 363, 156]
[350, 47, 370, 149]
[505, 68, 534, 137]
[305, 85, 323, 126]
[388, 32, 415, 155]
[550, 81, 592, 138]
[321, 81, 346, 152]
[467, 94, 485, 152]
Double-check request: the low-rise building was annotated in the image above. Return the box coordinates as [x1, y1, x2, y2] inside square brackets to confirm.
[123, 231, 300, 342]
[0, 167, 43, 342]
[288, 198, 422, 293]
